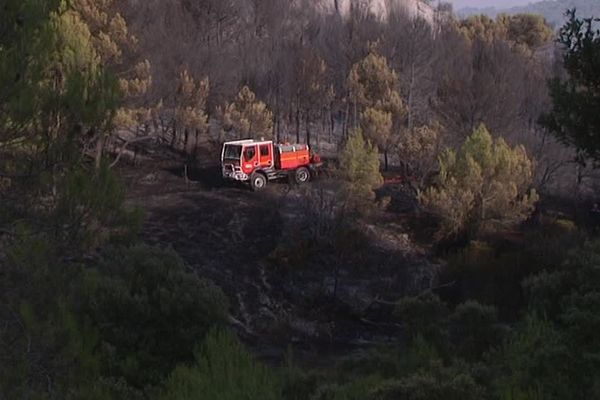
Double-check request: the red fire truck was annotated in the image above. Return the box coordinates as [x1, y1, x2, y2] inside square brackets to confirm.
[221, 139, 322, 190]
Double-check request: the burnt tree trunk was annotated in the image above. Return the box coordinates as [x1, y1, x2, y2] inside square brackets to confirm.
[305, 110, 311, 148]
[384, 149, 389, 171]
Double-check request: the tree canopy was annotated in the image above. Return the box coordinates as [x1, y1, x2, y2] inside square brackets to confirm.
[421, 124, 538, 239]
[540, 9, 600, 163]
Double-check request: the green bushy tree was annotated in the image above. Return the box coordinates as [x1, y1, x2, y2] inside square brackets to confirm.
[449, 301, 501, 360]
[371, 362, 486, 400]
[488, 240, 600, 399]
[395, 293, 449, 346]
[218, 86, 273, 140]
[347, 50, 407, 170]
[338, 129, 384, 213]
[161, 329, 280, 400]
[420, 124, 538, 240]
[0, 0, 119, 182]
[540, 9, 600, 163]
[0, 232, 100, 398]
[81, 244, 228, 389]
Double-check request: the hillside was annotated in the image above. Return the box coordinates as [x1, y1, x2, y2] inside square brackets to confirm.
[459, 0, 600, 27]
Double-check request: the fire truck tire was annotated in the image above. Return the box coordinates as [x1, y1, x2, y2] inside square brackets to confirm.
[250, 172, 267, 191]
[295, 167, 310, 184]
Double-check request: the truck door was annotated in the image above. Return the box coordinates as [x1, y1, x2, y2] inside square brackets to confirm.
[259, 143, 273, 169]
[242, 145, 258, 175]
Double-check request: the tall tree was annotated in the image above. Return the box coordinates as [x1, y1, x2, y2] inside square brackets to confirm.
[173, 70, 210, 155]
[217, 86, 273, 140]
[0, 0, 119, 179]
[347, 50, 407, 169]
[420, 124, 538, 240]
[72, 0, 153, 168]
[540, 9, 600, 163]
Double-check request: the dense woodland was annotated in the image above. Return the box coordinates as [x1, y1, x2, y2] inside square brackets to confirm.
[460, 0, 600, 27]
[1, 0, 600, 399]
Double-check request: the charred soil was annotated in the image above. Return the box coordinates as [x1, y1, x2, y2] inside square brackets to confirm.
[119, 149, 440, 365]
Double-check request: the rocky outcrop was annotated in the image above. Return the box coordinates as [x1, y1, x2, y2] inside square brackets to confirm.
[319, 0, 435, 25]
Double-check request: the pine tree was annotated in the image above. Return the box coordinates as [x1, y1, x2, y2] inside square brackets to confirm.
[173, 70, 210, 154]
[420, 124, 538, 239]
[339, 129, 383, 212]
[347, 50, 407, 169]
[540, 9, 600, 163]
[71, 0, 154, 167]
[161, 329, 280, 400]
[218, 86, 273, 140]
[397, 124, 442, 188]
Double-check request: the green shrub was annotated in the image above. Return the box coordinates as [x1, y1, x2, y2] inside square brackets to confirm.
[81, 244, 228, 388]
[338, 129, 384, 214]
[371, 363, 486, 400]
[54, 163, 143, 250]
[395, 293, 449, 346]
[449, 301, 502, 360]
[161, 328, 280, 400]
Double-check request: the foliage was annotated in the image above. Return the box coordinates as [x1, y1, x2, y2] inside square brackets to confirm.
[395, 293, 449, 345]
[397, 124, 442, 187]
[81, 244, 228, 388]
[486, 240, 600, 400]
[540, 9, 600, 163]
[420, 124, 538, 240]
[459, 13, 553, 51]
[218, 86, 273, 140]
[489, 315, 569, 400]
[53, 162, 142, 249]
[338, 129, 383, 213]
[371, 364, 486, 400]
[161, 328, 280, 400]
[463, 0, 600, 28]
[501, 13, 554, 49]
[0, 0, 120, 176]
[173, 70, 210, 153]
[72, 0, 153, 131]
[347, 50, 407, 164]
[449, 301, 500, 360]
[0, 232, 97, 398]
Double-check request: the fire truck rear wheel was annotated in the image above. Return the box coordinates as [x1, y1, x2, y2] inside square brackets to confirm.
[250, 172, 267, 191]
[295, 167, 310, 184]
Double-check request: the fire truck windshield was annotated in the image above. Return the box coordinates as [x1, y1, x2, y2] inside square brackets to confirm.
[223, 144, 242, 160]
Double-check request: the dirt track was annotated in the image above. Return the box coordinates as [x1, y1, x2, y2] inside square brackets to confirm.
[120, 151, 439, 363]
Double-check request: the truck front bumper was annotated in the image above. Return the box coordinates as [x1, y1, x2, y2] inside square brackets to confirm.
[222, 166, 249, 181]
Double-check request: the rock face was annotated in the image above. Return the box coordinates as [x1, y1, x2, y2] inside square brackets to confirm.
[320, 0, 435, 25]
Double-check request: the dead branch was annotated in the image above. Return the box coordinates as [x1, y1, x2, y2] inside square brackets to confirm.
[109, 136, 153, 168]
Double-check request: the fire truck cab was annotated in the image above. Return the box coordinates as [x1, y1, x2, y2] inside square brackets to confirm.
[221, 139, 321, 190]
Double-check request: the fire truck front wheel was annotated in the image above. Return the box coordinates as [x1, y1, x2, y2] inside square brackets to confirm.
[295, 167, 310, 184]
[250, 172, 267, 191]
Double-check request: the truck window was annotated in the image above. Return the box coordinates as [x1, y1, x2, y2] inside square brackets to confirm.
[244, 147, 256, 161]
[260, 145, 270, 157]
[223, 145, 242, 160]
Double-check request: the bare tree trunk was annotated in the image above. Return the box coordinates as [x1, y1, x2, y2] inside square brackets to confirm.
[170, 120, 177, 148]
[408, 61, 415, 130]
[184, 128, 189, 153]
[194, 129, 200, 159]
[329, 107, 335, 144]
[343, 103, 350, 139]
[296, 107, 301, 143]
[94, 133, 106, 171]
[305, 110, 311, 148]
[384, 149, 389, 172]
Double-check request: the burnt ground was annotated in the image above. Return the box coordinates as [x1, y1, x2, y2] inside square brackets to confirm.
[119, 148, 440, 365]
